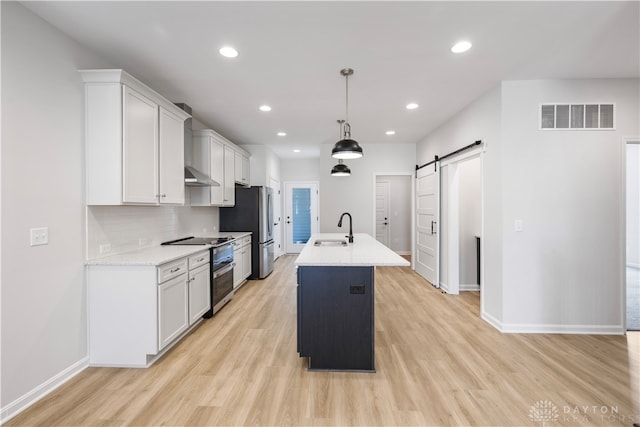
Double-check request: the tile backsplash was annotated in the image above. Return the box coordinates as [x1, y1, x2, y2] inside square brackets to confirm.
[87, 205, 219, 259]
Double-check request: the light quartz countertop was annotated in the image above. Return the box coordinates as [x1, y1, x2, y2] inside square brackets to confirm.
[86, 232, 251, 266]
[295, 233, 410, 267]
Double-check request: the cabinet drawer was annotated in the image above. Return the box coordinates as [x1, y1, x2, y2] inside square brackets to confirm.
[240, 235, 251, 246]
[188, 250, 210, 270]
[158, 258, 188, 283]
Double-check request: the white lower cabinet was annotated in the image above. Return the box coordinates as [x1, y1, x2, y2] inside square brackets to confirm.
[233, 244, 243, 289]
[233, 234, 252, 289]
[88, 249, 210, 367]
[242, 241, 252, 280]
[158, 274, 189, 350]
[188, 263, 210, 323]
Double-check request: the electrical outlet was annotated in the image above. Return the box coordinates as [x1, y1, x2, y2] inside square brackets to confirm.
[30, 227, 49, 246]
[350, 285, 365, 294]
[99, 243, 111, 254]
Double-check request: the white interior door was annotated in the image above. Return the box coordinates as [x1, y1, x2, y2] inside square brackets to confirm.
[415, 165, 440, 287]
[269, 177, 283, 259]
[284, 181, 319, 254]
[375, 181, 390, 247]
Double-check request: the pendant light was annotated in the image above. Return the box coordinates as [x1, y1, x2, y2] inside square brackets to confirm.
[331, 120, 351, 176]
[332, 68, 363, 160]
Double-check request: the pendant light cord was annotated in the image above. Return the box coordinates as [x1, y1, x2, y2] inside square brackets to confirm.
[341, 69, 353, 139]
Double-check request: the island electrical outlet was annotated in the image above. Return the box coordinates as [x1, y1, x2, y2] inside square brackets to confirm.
[350, 285, 365, 294]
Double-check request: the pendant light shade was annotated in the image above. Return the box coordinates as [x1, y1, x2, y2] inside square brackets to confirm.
[331, 161, 351, 176]
[332, 68, 363, 159]
[332, 138, 363, 159]
[331, 120, 351, 176]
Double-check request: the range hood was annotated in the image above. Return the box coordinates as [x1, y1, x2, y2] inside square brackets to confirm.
[185, 165, 220, 187]
[175, 103, 220, 187]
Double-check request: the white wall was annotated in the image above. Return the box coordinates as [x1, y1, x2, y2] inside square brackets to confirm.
[501, 79, 638, 332]
[280, 158, 320, 182]
[1, 2, 111, 418]
[377, 175, 412, 253]
[419, 79, 639, 333]
[244, 144, 281, 188]
[627, 143, 640, 267]
[0, 3, 223, 421]
[418, 86, 503, 324]
[320, 143, 415, 234]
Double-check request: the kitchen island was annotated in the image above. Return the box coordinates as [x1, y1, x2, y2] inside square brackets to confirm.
[295, 233, 409, 372]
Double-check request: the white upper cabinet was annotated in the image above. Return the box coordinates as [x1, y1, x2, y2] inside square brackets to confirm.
[223, 145, 236, 206]
[123, 87, 158, 204]
[158, 107, 185, 204]
[234, 151, 250, 186]
[80, 69, 190, 205]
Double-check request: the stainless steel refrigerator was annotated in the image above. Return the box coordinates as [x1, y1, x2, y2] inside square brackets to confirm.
[220, 186, 274, 279]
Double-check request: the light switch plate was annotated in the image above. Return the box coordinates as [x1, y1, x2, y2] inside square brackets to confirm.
[30, 227, 49, 246]
[514, 220, 524, 232]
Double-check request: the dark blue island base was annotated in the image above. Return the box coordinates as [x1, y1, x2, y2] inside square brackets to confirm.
[296, 265, 375, 372]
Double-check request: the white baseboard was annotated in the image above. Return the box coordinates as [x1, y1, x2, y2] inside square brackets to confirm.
[481, 310, 503, 331]
[439, 281, 448, 293]
[460, 283, 480, 291]
[480, 311, 623, 335]
[500, 323, 625, 335]
[0, 357, 89, 424]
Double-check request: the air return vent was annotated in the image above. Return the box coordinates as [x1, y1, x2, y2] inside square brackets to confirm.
[540, 103, 615, 130]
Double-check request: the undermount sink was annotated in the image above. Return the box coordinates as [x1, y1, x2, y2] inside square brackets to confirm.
[314, 239, 348, 247]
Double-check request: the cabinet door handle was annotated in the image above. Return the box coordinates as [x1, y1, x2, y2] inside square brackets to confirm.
[170, 267, 181, 273]
[197, 257, 205, 262]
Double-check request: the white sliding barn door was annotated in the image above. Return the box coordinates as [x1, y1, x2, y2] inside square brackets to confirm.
[415, 165, 440, 287]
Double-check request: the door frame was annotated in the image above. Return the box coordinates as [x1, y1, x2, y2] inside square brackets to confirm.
[375, 179, 391, 247]
[372, 173, 415, 266]
[439, 148, 484, 295]
[284, 180, 320, 254]
[622, 136, 640, 331]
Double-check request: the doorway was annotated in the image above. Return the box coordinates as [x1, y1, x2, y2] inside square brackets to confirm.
[626, 138, 640, 331]
[414, 145, 484, 295]
[375, 175, 412, 256]
[284, 181, 319, 254]
[440, 154, 482, 295]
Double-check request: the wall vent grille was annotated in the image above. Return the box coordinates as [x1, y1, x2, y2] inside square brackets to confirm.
[539, 103, 615, 130]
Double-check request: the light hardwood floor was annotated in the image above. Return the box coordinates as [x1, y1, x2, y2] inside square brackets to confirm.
[7, 255, 639, 426]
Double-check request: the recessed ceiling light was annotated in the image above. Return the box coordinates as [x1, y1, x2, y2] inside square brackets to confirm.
[259, 105, 272, 112]
[293, 149, 301, 153]
[451, 41, 472, 53]
[277, 132, 287, 136]
[386, 130, 396, 135]
[406, 103, 419, 110]
[219, 46, 238, 58]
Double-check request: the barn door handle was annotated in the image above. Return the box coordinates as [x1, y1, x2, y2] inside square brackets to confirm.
[431, 221, 437, 234]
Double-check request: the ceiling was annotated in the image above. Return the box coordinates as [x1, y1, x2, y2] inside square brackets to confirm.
[23, 1, 640, 159]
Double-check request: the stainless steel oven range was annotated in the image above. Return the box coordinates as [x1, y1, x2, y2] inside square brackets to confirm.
[161, 236, 235, 316]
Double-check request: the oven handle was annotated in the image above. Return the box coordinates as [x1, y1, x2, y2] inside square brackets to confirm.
[213, 262, 235, 279]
